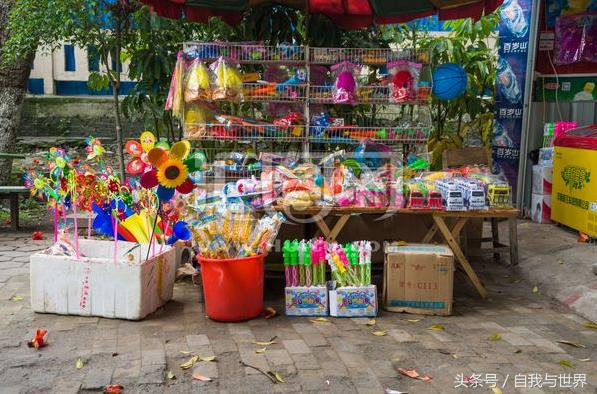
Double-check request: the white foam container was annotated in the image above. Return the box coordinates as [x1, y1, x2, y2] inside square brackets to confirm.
[30, 239, 176, 320]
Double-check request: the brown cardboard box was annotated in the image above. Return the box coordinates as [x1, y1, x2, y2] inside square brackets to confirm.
[383, 243, 454, 316]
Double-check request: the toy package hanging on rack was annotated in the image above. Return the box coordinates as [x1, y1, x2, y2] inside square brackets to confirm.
[165, 51, 185, 119]
[331, 61, 360, 104]
[554, 13, 597, 65]
[184, 103, 215, 139]
[210, 56, 243, 102]
[387, 60, 421, 103]
[184, 58, 212, 102]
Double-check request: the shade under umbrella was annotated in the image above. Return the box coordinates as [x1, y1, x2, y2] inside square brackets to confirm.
[142, 0, 503, 29]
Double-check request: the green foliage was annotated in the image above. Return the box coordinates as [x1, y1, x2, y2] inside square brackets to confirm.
[381, 14, 499, 169]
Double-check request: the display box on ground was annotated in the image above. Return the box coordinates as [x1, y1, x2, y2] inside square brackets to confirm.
[329, 285, 377, 317]
[285, 286, 329, 316]
[383, 243, 454, 316]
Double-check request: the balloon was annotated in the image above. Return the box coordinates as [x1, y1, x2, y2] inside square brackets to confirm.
[184, 151, 206, 172]
[125, 140, 143, 156]
[173, 221, 191, 240]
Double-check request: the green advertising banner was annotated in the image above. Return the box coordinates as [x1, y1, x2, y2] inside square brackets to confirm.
[535, 76, 597, 102]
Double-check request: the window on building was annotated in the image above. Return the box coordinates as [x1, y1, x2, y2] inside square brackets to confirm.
[88, 45, 100, 72]
[64, 44, 76, 72]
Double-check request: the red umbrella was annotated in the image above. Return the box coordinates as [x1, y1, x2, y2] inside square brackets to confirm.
[141, 0, 503, 29]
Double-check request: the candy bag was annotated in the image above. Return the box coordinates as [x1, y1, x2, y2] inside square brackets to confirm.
[331, 61, 359, 104]
[184, 59, 212, 102]
[210, 57, 243, 102]
[184, 103, 214, 139]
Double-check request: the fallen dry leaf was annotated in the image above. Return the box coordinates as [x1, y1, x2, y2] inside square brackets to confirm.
[27, 328, 48, 349]
[406, 319, 421, 323]
[75, 358, 84, 369]
[491, 388, 503, 394]
[199, 355, 216, 362]
[559, 359, 573, 368]
[268, 371, 285, 383]
[167, 371, 176, 380]
[489, 333, 502, 341]
[255, 336, 277, 346]
[578, 358, 591, 362]
[366, 319, 376, 326]
[264, 307, 277, 319]
[514, 349, 522, 354]
[397, 368, 432, 382]
[372, 330, 387, 336]
[192, 373, 212, 382]
[256, 348, 267, 354]
[556, 340, 585, 348]
[180, 355, 198, 370]
[310, 317, 329, 323]
[584, 322, 597, 330]
[577, 232, 589, 243]
[427, 324, 445, 331]
[179, 350, 191, 355]
[104, 384, 123, 394]
[452, 354, 459, 359]
[532, 285, 539, 294]
[385, 389, 407, 394]
[9, 295, 23, 301]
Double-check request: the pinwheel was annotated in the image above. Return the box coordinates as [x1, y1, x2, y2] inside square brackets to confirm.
[139, 140, 196, 201]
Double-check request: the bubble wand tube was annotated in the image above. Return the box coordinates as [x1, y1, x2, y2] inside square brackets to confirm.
[298, 240, 305, 286]
[304, 243, 312, 287]
[364, 241, 372, 285]
[282, 240, 291, 287]
[290, 240, 299, 287]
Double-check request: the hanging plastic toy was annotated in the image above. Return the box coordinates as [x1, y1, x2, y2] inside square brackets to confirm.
[331, 61, 359, 104]
[210, 56, 243, 102]
[388, 61, 420, 103]
[184, 58, 212, 102]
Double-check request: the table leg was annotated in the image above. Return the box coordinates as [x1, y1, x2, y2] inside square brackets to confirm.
[422, 222, 438, 243]
[327, 215, 351, 242]
[433, 215, 488, 299]
[508, 216, 519, 266]
[313, 217, 331, 239]
[491, 218, 501, 262]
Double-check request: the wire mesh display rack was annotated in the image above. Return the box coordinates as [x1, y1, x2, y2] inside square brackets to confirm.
[180, 41, 432, 160]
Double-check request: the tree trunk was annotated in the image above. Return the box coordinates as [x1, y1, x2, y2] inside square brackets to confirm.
[0, 0, 34, 185]
[112, 27, 125, 181]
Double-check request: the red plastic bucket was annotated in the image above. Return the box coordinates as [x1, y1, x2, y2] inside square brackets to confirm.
[198, 254, 265, 322]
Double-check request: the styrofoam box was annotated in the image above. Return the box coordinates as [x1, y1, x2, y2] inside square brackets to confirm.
[30, 239, 176, 320]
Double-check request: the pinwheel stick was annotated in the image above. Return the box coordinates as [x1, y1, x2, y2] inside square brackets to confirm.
[145, 204, 161, 263]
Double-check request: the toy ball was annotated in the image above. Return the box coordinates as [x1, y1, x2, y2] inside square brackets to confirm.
[314, 174, 324, 187]
[432, 63, 467, 101]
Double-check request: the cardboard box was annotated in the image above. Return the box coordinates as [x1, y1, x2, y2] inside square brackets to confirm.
[329, 285, 377, 317]
[285, 286, 328, 316]
[383, 243, 454, 316]
[532, 165, 553, 195]
[531, 193, 553, 224]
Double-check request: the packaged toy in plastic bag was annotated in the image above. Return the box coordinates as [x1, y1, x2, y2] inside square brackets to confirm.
[388, 60, 421, 102]
[165, 51, 185, 119]
[331, 61, 359, 104]
[184, 103, 214, 139]
[184, 58, 212, 102]
[554, 13, 597, 65]
[210, 57, 243, 101]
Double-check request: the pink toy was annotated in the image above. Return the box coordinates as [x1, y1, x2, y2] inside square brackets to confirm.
[388, 61, 421, 102]
[331, 61, 359, 104]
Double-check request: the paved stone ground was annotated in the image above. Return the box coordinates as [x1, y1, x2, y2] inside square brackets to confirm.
[0, 231, 596, 394]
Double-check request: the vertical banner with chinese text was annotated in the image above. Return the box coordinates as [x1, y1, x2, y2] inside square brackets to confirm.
[492, 0, 533, 200]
